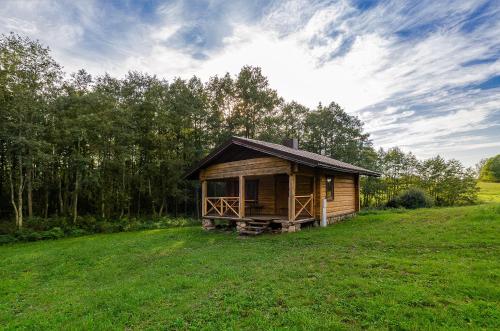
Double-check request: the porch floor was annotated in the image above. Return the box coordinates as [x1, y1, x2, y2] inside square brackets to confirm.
[203, 213, 315, 224]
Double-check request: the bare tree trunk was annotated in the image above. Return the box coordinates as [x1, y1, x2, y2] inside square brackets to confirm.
[8, 166, 19, 228]
[148, 178, 156, 217]
[58, 173, 64, 216]
[100, 188, 105, 218]
[27, 165, 33, 218]
[44, 188, 49, 219]
[72, 171, 79, 224]
[121, 163, 126, 218]
[184, 194, 187, 216]
[17, 155, 24, 229]
[158, 201, 165, 217]
[137, 190, 141, 217]
[174, 197, 178, 217]
[72, 139, 81, 224]
[9, 155, 24, 229]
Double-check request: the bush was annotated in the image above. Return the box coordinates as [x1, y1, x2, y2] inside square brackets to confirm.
[14, 229, 43, 242]
[0, 215, 200, 244]
[40, 227, 65, 240]
[96, 221, 121, 233]
[76, 216, 99, 232]
[66, 228, 89, 237]
[0, 234, 17, 244]
[479, 155, 500, 182]
[387, 188, 434, 209]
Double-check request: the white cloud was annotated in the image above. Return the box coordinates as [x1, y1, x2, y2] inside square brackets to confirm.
[0, 0, 499, 166]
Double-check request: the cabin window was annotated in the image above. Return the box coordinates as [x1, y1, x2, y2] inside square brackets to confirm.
[326, 176, 334, 200]
[226, 180, 239, 196]
[245, 180, 259, 202]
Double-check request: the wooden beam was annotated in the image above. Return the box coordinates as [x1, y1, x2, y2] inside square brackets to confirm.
[312, 175, 316, 219]
[288, 173, 296, 221]
[239, 175, 245, 219]
[355, 174, 360, 212]
[201, 180, 207, 216]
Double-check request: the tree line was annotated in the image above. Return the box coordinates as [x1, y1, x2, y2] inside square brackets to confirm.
[0, 33, 478, 230]
[361, 148, 478, 207]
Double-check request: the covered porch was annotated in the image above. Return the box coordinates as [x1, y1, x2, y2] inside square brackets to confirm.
[201, 173, 316, 234]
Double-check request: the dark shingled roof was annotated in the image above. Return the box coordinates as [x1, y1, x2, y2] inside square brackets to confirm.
[184, 136, 381, 179]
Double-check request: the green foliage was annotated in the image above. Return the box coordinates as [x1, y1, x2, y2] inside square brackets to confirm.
[302, 102, 372, 164]
[361, 149, 478, 207]
[1, 204, 499, 329]
[387, 187, 434, 209]
[479, 154, 500, 182]
[0, 216, 200, 244]
[0, 234, 17, 244]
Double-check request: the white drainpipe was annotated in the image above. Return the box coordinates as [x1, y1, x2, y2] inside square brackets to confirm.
[321, 198, 327, 227]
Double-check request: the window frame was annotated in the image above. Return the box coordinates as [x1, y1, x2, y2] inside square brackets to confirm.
[245, 179, 259, 202]
[326, 175, 335, 201]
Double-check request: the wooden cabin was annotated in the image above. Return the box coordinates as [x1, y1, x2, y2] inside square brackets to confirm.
[185, 137, 380, 234]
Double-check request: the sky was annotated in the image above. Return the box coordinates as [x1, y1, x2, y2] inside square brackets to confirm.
[1, 0, 499, 166]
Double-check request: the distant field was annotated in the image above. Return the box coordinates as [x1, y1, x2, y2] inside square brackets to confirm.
[478, 181, 500, 203]
[1, 203, 499, 329]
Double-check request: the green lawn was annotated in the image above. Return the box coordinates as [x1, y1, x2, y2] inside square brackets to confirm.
[478, 181, 500, 203]
[1, 204, 499, 330]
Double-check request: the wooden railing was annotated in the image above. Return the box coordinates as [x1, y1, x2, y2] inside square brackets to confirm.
[205, 197, 240, 217]
[294, 194, 314, 220]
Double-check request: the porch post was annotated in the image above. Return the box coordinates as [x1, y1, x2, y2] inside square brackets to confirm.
[239, 175, 245, 218]
[288, 173, 296, 221]
[355, 174, 360, 212]
[201, 180, 207, 216]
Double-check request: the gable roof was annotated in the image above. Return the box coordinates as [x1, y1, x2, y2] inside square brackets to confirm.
[184, 136, 381, 179]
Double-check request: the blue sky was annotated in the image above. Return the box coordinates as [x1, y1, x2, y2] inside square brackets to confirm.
[1, 0, 499, 166]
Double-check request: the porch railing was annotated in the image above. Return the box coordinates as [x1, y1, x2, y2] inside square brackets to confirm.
[205, 197, 240, 217]
[294, 194, 314, 220]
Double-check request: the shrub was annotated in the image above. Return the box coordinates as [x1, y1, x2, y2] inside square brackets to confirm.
[76, 216, 99, 232]
[479, 155, 500, 182]
[0, 234, 17, 244]
[95, 221, 121, 233]
[1, 215, 200, 244]
[66, 228, 88, 237]
[387, 188, 434, 209]
[40, 227, 65, 240]
[14, 229, 43, 242]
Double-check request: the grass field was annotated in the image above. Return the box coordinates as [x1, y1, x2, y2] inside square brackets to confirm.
[1, 204, 499, 330]
[478, 181, 500, 203]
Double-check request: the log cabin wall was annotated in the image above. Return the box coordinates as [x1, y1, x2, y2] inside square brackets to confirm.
[201, 157, 290, 217]
[253, 175, 275, 215]
[317, 172, 357, 218]
[295, 175, 313, 195]
[314, 174, 322, 219]
[200, 157, 290, 180]
[200, 156, 359, 221]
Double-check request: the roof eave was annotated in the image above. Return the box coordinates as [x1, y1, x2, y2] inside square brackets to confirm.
[317, 163, 381, 177]
[232, 139, 317, 168]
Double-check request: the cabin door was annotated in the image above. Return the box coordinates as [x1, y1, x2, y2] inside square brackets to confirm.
[275, 175, 289, 216]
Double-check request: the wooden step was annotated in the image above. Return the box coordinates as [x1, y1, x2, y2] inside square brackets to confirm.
[239, 229, 264, 235]
[246, 226, 268, 230]
[247, 221, 270, 226]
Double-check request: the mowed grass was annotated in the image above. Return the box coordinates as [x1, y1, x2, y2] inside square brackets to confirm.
[1, 205, 499, 330]
[478, 181, 500, 203]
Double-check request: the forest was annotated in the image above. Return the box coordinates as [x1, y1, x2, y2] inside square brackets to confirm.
[0, 33, 479, 234]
